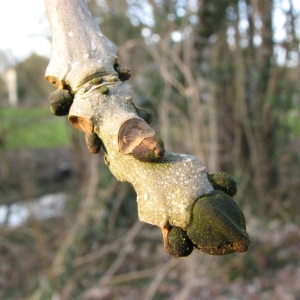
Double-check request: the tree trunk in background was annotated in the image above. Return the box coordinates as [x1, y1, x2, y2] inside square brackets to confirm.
[192, 0, 282, 213]
[256, 0, 279, 194]
[193, 0, 238, 172]
[240, 0, 278, 207]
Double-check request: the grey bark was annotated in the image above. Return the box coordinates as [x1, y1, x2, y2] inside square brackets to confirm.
[44, 0, 213, 231]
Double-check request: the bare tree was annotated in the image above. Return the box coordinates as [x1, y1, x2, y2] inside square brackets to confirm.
[44, 0, 249, 258]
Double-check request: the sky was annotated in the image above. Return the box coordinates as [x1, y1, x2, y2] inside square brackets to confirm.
[0, 0, 51, 63]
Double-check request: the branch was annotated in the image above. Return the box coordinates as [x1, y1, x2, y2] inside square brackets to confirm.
[44, 0, 250, 257]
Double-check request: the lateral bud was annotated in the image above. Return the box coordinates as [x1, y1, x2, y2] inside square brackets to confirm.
[85, 132, 102, 154]
[114, 63, 131, 81]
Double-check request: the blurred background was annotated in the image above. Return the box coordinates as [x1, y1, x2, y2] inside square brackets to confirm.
[0, 0, 300, 299]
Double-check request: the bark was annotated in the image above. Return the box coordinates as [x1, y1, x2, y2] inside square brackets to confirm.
[44, 0, 213, 230]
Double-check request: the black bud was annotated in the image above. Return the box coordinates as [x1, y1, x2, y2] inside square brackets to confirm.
[165, 226, 194, 258]
[48, 89, 73, 116]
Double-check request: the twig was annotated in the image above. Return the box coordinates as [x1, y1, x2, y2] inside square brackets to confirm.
[98, 221, 143, 286]
[144, 258, 178, 300]
[104, 266, 162, 285]
[174, 254, 213, 300]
